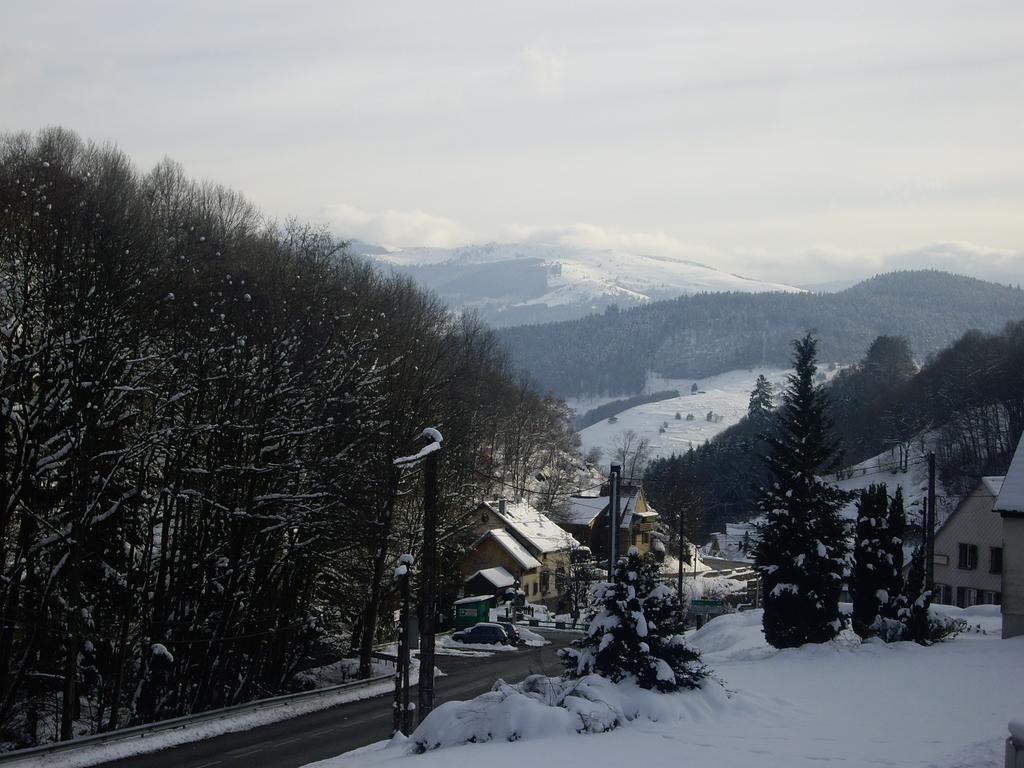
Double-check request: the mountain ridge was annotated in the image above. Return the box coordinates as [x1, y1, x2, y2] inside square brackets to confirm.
[357, 240, 803, 326]
[496, 269, 1024, 399]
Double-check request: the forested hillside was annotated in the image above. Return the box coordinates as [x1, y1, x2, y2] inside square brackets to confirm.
[500, 272, 1024, 399]
[0, 129, 575, 746]
[644, 322, 1024, 544]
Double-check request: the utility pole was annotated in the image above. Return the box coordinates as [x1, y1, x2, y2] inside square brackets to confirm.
[608, 464, 621, 581]
[677, 503, 685, 617]
[392, 555, 413, 736]
[417, 436, 440, 723]
[926, 451, 936, 592]
[393, 427, 442, 727]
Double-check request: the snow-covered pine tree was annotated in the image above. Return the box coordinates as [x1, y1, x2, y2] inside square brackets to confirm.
[851, 484, 889, 636]
[747, 374, 774, 427]
[879, 487, 907, 623]
[560, 547, 705, 691]
[754, 334, 850, 648]
[901, 545, 932, 645]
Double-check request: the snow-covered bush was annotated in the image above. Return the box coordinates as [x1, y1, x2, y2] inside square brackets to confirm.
[560, 548, 706, 692]
[407, 672, 729, 753]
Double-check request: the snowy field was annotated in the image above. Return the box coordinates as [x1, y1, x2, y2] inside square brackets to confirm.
[315, 606, 1023, 768]
[577, 367, 840, 463]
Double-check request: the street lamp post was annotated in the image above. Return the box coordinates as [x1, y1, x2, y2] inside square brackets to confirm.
[393, 427, 443, 726]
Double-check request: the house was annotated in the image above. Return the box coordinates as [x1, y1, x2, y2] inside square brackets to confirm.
[463, 566, 517, 600]
[462, 498, 579, 608]
[701, 522, 759, 563]
[932, 476, 1004, 608]
[994, 435, 1024, 639]
[560, 484, 659, 562]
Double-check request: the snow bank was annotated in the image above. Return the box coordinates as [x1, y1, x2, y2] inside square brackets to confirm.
[688, 610, 777, 662]
[404, 673, 732, 754]
[316, 605, 1023, 768]
[292, 658, 393, 688]
[436, 635, 517, 653]
[516, 626, 549, 647]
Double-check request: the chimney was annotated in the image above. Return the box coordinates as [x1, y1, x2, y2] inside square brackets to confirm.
[498, 498, 507, 516]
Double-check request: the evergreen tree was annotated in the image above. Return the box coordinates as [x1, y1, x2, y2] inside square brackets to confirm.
[747, 374, 774, 426]
[901, 545, 932, 644]
[753, 334, 850, 648]
[879, 487, 907, 622]
[560, 548, 705, 691]
[850, 485, 889, 636]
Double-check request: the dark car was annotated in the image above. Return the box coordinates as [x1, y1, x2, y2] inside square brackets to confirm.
[451, 622, 512, 645]
[496, 621, 521, 644]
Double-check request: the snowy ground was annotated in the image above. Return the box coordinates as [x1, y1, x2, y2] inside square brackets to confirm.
[829, 436, 958, 529]
[292, 658, 395, 688]
[578, 367, 841, 462]
[313, 606, 1022, 768]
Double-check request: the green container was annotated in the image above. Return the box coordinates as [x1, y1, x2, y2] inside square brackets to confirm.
[453, 595, 493, 630]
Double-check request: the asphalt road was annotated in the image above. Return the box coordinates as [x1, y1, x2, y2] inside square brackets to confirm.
[95, 629, 579, 768]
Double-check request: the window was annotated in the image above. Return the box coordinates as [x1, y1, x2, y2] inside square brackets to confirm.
[532, 581, 538, 596]
[934, 583, 952, 605]
[957, 543, 978, 570]
[540, 569, 550, 593]
[990, 547, 1003, 574]
[982, 590, 1001, 605]
[956, 586, 977, 608]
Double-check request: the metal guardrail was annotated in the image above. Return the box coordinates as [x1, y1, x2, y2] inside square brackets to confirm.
[0, 666, 396, 765]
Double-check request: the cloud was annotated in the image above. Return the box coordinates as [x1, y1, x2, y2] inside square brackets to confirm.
[881, 242, 1024, 286]
[522, 46, 565, 98]
[757, 241, 1024, 288]
[505, 222, 715, 261]
[321, 203, 468, 248]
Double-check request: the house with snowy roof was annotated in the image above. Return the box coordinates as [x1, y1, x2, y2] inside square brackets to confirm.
[461, 498, 579, 609]
[559, 484, 659, 563]
[994, 434, 1024, 639]
[931, 476, 1004, 609]
[702, 522, 759, 563]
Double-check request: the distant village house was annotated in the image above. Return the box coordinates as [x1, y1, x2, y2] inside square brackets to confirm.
[462, 498, 579, 609]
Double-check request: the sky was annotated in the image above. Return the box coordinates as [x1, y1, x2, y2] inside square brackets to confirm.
[3, 1, 1023, 286]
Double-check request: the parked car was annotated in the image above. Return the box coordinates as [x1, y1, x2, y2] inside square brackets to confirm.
[451, 622, 513, 645]
[496, 621, 521, 644]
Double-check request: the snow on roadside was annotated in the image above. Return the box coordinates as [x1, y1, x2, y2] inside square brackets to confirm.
[16, 662, 419, 768]
[517, 626, 549, 647]
[436, 635, 517, 654]
[293, 658, 394, 688]
[312, 610, 1024, 768]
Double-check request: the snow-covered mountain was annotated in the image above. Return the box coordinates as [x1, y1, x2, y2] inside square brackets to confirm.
[359, 242, 803, 327]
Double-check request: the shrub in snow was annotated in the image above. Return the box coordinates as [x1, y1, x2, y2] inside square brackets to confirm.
[754, 334, 850, 648]
[407, 672, 729, 753]
[560, 547, 706, 692]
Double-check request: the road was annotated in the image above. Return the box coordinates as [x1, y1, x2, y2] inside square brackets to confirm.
[96, 630, 578, 768]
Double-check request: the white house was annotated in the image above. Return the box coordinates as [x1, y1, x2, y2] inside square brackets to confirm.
[993, 435, 1024, 639]
[932, 476, 1004, 608]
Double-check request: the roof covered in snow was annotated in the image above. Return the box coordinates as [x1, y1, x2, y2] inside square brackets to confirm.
[562, 489, 642, 528]
[465, 566, 516, 590]
[484, 500, 578, 554]
[994, 436, 1024, 516]
[453, 594, 494, 605]
[479, 528, 542, 570]
[981, 476, 1004, 497]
